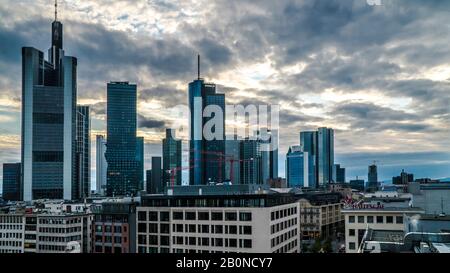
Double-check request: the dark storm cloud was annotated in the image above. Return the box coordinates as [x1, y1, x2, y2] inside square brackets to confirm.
[138, 114, 166, 129]
[90, 101, 106, 116]
[139, 85, 186, 107]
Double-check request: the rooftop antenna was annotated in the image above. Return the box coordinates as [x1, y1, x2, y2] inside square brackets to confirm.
[197, 54, 200, 80]
[55, 0, 58, 21]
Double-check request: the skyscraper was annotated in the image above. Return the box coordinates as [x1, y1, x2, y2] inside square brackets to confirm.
[21, 5, 78, 201]
[240, 139, 261, 185]
[105, 82, 139, 197]
[317, 127, 334, 187]
[2, 163, 21, 201]
[367, 163, 379, 192]
[286, 146, 315, 188]
[163, 129, 182, 187]
[189, 55, 225, 185]
[149, 157, 163, 194]
[300, 128, 334, 188]
[136, 137, 144, 191]
[96, 135, 107, 195]
[333, 164, 346, 183]
[75, 105, 90, 199]
[225, 135, 241, 184]
[258, 129, 279, 185]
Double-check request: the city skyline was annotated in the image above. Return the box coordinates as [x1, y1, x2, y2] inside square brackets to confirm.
[1, 1, 450, 191]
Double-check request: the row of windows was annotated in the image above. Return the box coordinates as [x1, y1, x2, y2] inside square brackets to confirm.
[273, 239, 298, 253]
[38, 227, 81, 233]
[39, 218, 81, 225]
[0, 241, 22, 247]
[171, 224, 252, 235]
[38, 244, 67, 251]
[0, 217, 23, 224]
[0, 225, 23, 230]
[348, 215, 403, 225]
[95, 235, 126, 244]
[139, 210, 252, 222]
[271, 218, 298, 234]
[271, 207, 297, 221]
[0, 232, 22, 239]
[271, 229, 297, 248]
[38, 236, 81, 242]
[94, 245, 124, 253]
[0, 249, 23, 253]
[171, 236, 253, 249]
[95, 225, 126, 233]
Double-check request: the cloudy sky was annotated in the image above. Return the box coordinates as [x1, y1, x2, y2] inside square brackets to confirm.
[1, 0, 450, 189]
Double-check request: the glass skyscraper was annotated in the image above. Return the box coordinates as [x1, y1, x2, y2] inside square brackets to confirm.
[75, 105, 90, 199]
[21, 13, 78, 201]
[286, 146, 315, 188]
[105, 82, 139, 196]
[136, 136, 144, 191]
[96, 135, 107, 195]
[240, 139, 261, 185]
[163, 129, 182, 187]
[2, 163, 21, 201]
[149, 157, 162, 194]
[188, 56, 225, 185]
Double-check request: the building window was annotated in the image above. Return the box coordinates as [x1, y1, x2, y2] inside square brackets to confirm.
[138, 211, 147, 221]
[212, 212, 223, 221]
[386, 216, 393, 224]
[149, 235, 158, 245]
[149, 212, 158, 221]
[160, 236, 170, 246]
[138, 223, 147, 233]
[160, 224, 170, 234]
[243, 239, 252, 249]
[149, 223, 158, 234]
[214, 225, 223, 234]
[188, 224, 196, 233]
[173, 212, 183, 220]
[241, 226, 252, 235]
[349, 216, 355, 223]
[358, 216, 364, 224]
[198, 212, 209, 221]
[186, 212, 196, 221]
[349, 242, 356, 250]
[376, 216, 384, 224]
[225, 212, 237, 221]
[239, 212, 252, 222]
[160, 212, 170, 222]
[396, 216, 404, 224]
[367, 216, 374, 223]
[228, 225, 237, 234]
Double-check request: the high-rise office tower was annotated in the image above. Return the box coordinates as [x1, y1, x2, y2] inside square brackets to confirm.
[225, 135, 241, 184]
[149, 157, 163, 194]
[317, 127, 334, 187]
[21, 4, 78, 201]
[163, 129, 182, 187]
[96, 135, 107, 195]
[240, 139, 261, 185]
[333, 164, 346, 183]
[300, 128, 334, 188]
[105, 82, 139, 196]
[189, 55, 225, 185]
[286, 146, 315, 188]
[2, 163, 22, 201]
[368, 164, 378, 184]
[136, 137, 144, 191]
[392, 169, 414, 185]
[257, 129, 279, 185]
[75, 105, 90, 199]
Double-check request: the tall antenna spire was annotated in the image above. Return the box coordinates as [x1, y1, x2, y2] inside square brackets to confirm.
[197, 54, 200, 80]
[55, 0, 58, 21]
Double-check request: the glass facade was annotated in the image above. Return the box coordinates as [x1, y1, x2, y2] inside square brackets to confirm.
[105, 82, 139, 196]
[286, 147, 315, 188]
[163, 129, 182, 187]
[2, 163, 21, 201]
[240, 139, 261, 185]
[75, 105, 90, 199]
[149, 157, 162, 194]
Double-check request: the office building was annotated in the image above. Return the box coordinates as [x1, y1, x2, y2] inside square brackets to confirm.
[299, 128, 334, 188]
[2, 163, 21, 201]
[21, 9, 78, 201]
[163, 129, 182, 187]
[189, 55, 225, 185]
[148, 157, 163, 194]
[136, 137, 144, 191]
[367, 164, 378, 192]
[136, 185, 300, 253]
[392, 169, 414, 185]
[349, 178, 365, 192]
[240, 139, 261, 185]
[105, 82, 139, 197]
[286, 146, 315, 188]
[96, 135, 107, 195]
[75, 105, 90, 199]
[92, 201, 137, 253]
[333, 164, 346, 183]
[258, 129, 279, 185]
[225, 136, 241, 184]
